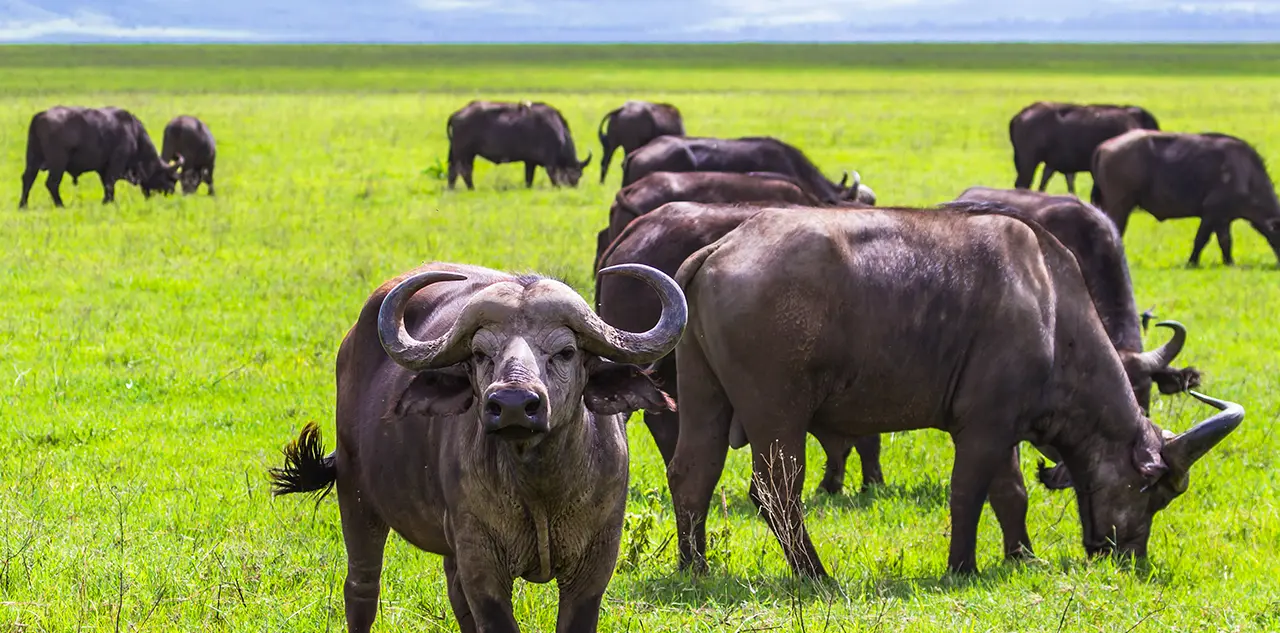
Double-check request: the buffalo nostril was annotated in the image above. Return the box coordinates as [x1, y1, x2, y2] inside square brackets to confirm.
[525, 398, 542, 416]
[485, 401, 503, 418]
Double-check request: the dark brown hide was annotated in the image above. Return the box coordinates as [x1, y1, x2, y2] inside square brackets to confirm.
[446, 100, 592, 190]
[19, 106, 179, 208]
[161, 115, 216, 196]
[595, 172, 824, 272]
[955, 187, 1200, 411]
[597, 101, 684, 184]
[669, 206, 1241, 577]
[272, 262, 686, 633]
[596, 201, 883, 495]
[1092, 129, 1280, 266]
[620, 135, 865, 204]
[1009, 101, 1159, 194]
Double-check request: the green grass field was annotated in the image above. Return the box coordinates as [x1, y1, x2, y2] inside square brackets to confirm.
[1, 44, 1278, 632]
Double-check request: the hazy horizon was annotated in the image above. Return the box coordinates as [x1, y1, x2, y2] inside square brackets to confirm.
[3, 0, 1280, 43]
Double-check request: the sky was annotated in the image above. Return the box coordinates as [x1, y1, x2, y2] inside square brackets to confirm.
[2, 0, 1280, 42]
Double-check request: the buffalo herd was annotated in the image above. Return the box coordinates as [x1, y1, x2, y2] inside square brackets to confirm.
[19, 106, 215, 208]
[15, 96, 1263, 632]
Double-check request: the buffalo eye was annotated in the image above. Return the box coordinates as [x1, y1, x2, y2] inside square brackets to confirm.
[553, 348, 576, 363]
[472, 350, 491, 365]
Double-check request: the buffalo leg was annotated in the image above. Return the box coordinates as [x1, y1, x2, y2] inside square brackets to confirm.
[599, 144, 617, 184]
[444, 557, 478, 633]
[19, 167, 38, 208]
[453, 545, 519, 632]
[524, 161, 537, 188]
[554, 530, 618, 633]
[1064, 172, 1077, 196]
[853, 434, 884, 490]
[815, 432, 852, 495]
[947, 435, 1008, 574]
[668, 336, 733, 574]
[1036, 167, 1056, 192]
[204, 165, 215, 196]
[748, 432, 826, 578]
[1189, 219, 1215, 267]
[987, 446, 1033, 561]
[98, 172, 115, 205]
[338, 478, 390, 633]
[1215, 222, 1235, 266]
[1013, 152, 1038, 190]
[45, 170, 66, 208]
[643, 409, 679, 466]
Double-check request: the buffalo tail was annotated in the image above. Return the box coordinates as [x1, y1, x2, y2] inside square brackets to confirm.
[269, 421, 337, 502]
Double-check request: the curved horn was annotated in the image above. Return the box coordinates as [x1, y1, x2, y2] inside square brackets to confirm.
[168, 154, 184, 174]
[1162, 390, 1244, 473]
[377, 271, 471, 370]
[839, 171, 849, 188]
[570, 264, 687, 365]
[579, 150, 594, 169]
[1135, 320, 1186, 371]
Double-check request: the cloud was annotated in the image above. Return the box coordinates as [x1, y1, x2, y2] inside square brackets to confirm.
[0, 11, 263, 41]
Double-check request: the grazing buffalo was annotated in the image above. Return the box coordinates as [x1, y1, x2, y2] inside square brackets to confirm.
[19, 106, 181, 208]
[955, 187, 1200, 412]
[1092, 130, 1280, 266]
[271, 262, 686, 633]
[595, 201, 882, 494]
[620, 136, 868, 205]
[161, 115, 216, 196]
[594, 171, 872, 272]
[1010, 101, 1159, 194]
[446, 100, 592, 190]
[669, 204, 1242, 577]
[597, 100, 684, 183]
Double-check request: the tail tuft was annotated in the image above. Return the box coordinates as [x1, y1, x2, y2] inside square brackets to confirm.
[269, 421, 337, 502]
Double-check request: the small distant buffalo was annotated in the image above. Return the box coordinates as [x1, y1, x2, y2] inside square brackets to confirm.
[446, 100, 592, 190]
[161, 115, 216, 196]
[19, 106, 181, 208]
[597, 100, 684, 183]
[271, 262, 687, 632]
[621, 136, 870, 205]
[594, 170, 873, 271]
[1010, 101, 1159, 194]
[1092, 130, 1280, 266]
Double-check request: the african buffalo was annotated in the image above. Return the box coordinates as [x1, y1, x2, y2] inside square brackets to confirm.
[1092, 130, 1280, 266]
[447, 100, 592, 190]
[597, 100, 684, 184]
[161, 115, 216, 196]
[595, 201, 882, 495]
[594, 171, 872, 272]
[620, 136, 869, 205]
[956, 187, 1200, 411]
[1010, 101, 1159, 194]
[271, 262, 686, 633]
[19, 106, 181, 208]
[669, 204, 1242, 577]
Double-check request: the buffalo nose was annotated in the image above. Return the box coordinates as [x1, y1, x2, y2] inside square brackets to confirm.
[483, 388, 548, 437]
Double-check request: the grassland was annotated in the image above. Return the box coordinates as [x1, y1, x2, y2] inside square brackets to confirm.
[0, 44, 1278, 632]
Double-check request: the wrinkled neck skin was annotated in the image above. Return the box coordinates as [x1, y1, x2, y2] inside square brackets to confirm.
[482, 403, 606, 500]
[1027, 307, 1152, 489]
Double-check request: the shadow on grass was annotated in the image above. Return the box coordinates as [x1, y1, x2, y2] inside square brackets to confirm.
[613, 559, 1038, 608]
[718, 478, 951, 517]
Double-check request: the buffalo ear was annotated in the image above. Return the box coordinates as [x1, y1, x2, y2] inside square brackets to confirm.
[1152, 365, 1201, 395]
[584, 358, 674, 416]
[395, 366, 473, 417]
[1132, 426, 1169, 481]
